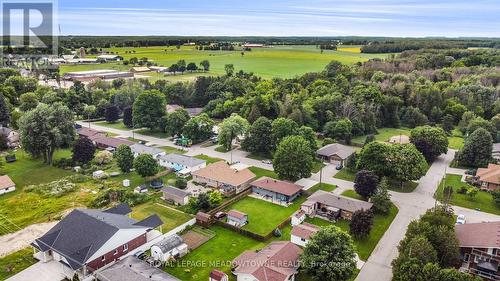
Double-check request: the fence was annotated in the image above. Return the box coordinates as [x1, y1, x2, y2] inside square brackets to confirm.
[207, 188, 252, 216]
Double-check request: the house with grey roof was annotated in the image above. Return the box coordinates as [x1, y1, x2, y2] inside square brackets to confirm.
[31, 203, 163, 279]
[161, 186, 191, 205]
[302, 190, 373, 221]
[316, 143, 356, 165]
[130, 143, 166, 159]
[159, 153, 206, 174]
[150, 234, 188, 262]
[96, 256, 180, 281]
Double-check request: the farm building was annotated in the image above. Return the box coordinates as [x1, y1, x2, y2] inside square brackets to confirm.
[227, 210, 248, 228]
[131, 66, 151, 73]
[151, 234, 188, 262]
[96, 256, 180, 281]
[31, 204, 163, 280]
[250, 177, 303, 205]
[159, 153, 206, 174]
[130, 143, 165, 159]
[161, 186, 191, 206]
[192, 161, 256, 195]
[96, 54, 123, 61]
[232, 241, 302, 281]
[476, 164, 500, 190]
[291, 222, 320, 247]
[63, 69, 133, 81]
[316, 143, 356, 165]
[302, 190, 373, 221]
[0, 175, 16, 195]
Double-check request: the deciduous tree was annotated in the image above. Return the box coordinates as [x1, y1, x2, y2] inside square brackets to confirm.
[132, 90, 166, 130]
[115, 145, 134, 173]
[354, 170, 379, 198]
[72, 137, 96, 165]
[134, 154, 159, 178]
[273, 135, 313, 181]
[410, 126, 448, 162]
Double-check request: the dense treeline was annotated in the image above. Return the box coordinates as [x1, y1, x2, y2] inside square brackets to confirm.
[361, 39, 500, 53]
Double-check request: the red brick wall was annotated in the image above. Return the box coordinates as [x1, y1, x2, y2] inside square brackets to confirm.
[86, 233, 147, 272]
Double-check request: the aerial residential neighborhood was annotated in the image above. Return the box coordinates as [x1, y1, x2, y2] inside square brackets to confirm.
[0, 1, 499, 281]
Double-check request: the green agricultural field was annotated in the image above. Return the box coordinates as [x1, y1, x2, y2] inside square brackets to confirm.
[435, 174, 500, 215]
[225, 196, 305, 236]
[131, 202, 193, 233]
[60, 45, 389, 79]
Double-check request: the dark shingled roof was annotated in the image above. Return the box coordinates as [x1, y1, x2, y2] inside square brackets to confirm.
[32, 205, 162, 270]
[104, 203, 132, 215]
[134, 214, 163, 228]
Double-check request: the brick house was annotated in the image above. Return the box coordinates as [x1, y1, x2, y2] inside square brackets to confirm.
[456, 221, 500, 280]
[31, 204, 163, 280]
[476, 164, 500, 190]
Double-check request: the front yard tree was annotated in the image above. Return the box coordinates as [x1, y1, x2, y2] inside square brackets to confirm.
[105, 104, 120, 122]
[392, 236, 438, 281]
[458, 128, 493, 167]
[182, 113, 215, 143]
[132, 90, 166, 130]
[354, 170, 379, 198]
[349, 209, 374, 239]
[300, 225, 356, 281]
[134, 154, 159, 179]
[122, 106, 133, 128]
[18, 103, 75, 164]
[371, 178, 392, 215]
[217, 113, 249, 151]
[357, 142, 393, 176]
[410, 126, 448, 162]
[115, 145, 134, 173]
[241, 116, 273, 155]
[271, 117, 299, 147]
[273, 135, 313, 181]
[391, 144, 428, 189]
[164, 108, 190, 137]
[72, 137, 96, 165]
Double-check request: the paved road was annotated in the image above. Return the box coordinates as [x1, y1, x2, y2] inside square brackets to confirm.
[78, 122, 500, 281]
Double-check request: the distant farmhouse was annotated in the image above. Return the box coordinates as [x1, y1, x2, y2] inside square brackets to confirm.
[63, 69, 133, 82]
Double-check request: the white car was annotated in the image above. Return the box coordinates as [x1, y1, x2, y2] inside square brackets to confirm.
[456, 214, 466, 225]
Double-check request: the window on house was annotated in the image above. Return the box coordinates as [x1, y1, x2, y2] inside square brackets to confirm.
[123, 244, 128, 251]
[114, 249, 118, 255]
[101, 256, 105, 261]
[301, 238, 306, 242]
[464, 253, 470, 262]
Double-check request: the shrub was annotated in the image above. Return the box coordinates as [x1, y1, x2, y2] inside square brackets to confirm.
[25, 178, 77, 197]
[94, 151, 113, 165]
[52, 157, 74, 169]
[175, 178, 188, 189]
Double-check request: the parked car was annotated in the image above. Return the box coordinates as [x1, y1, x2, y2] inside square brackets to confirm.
[335, 164, 343, 170]
[261, 159, 272, 164]
[134, 250, 146, 260]
[456, 214, 466, 225]
[138, 140, 147, 145]
[214, 212, 227, 220]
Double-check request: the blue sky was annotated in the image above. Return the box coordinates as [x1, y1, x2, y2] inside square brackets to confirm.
[54, 0, 499, 37]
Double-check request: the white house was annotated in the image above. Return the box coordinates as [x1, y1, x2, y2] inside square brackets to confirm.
[291, 223, 320, 247]
[150, 235, 188, 262]
[130, 144, 165, 159]
[159, 154, 206, 175]
[291, 210, 306, 226]
[0, 175, 16, 195]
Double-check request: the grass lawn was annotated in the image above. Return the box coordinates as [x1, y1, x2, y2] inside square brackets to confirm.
[352, 127, 411, 145]
[341, 189, 365, 201]
[226, 196, 306, 236]
[166, 225, 266, 281]
[248, 166, 278, 179]
[159, 146, 187, 155]
[311, 160, 326, 174]
[447, 128, 465, 150]
[334, 169, 357, 182]
[61, 45, 389, 80]
[93, 120, 131, 131]
[246, 152, 272, 161]
[193, 154, 224, 164]
[435, 174, 500, 215]
[0, 248, 37, 280]
[135, 129, 169, 138]
[306, 203, 398, 261]
[131, 202, 193, 233]
[307, 183, 337, 193]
